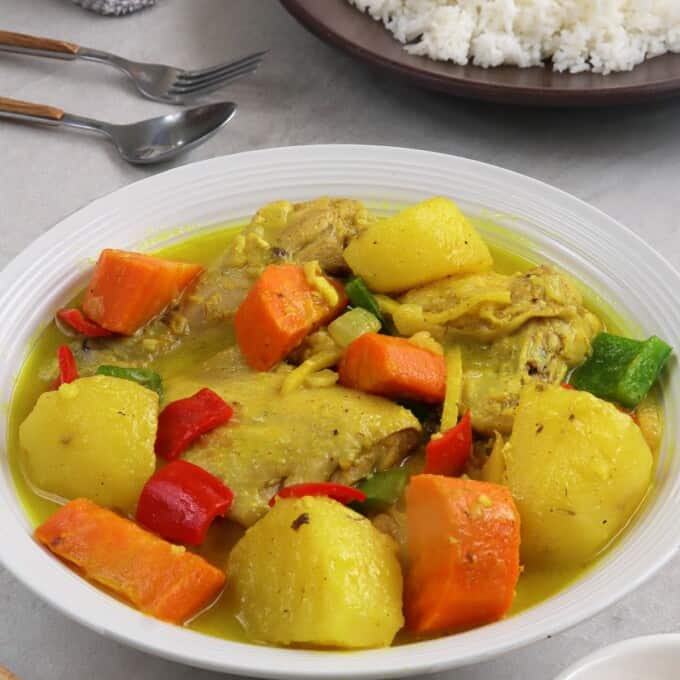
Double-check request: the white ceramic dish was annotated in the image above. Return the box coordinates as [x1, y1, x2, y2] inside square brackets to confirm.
[0, 145, 678, 679]
[554, 634, 680, 680]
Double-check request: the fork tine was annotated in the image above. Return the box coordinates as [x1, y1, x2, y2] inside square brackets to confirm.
[169, 65, 258, 96]
[169, 62, 262, 95]
[179, 51, 267, 82]
[174, 54, 264, 90]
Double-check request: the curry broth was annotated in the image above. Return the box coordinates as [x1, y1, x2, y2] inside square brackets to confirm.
[5, 218, 642, 645]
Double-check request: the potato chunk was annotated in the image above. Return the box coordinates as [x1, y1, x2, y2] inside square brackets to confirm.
[20, 376, 158, 513]
[505, 384, 652, 566]
[227, 496, 404, 648]
[343, 197, 492, 293]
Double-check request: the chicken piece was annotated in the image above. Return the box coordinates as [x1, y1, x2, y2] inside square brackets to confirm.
[381, 265, 601, 435]
[270, 197, 373, 273]
[163, 349, 421, 526]
[66, 198, 369, 374]
[395, 265, 598, 343]
[461, 314, 601, 435]
[181, 197, 370, 327]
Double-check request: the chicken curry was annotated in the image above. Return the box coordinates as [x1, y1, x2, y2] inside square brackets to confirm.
[7, 197, 670, 648]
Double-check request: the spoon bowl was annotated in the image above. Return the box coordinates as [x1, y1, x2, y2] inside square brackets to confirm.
[113, 103, 238, 163]
[67, 102, 238, 164]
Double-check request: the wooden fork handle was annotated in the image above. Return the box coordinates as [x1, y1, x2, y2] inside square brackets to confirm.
[0, 97, 64, 121]
[0, 30, 79, 55]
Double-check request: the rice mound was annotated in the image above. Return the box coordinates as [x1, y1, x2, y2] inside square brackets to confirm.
[348, 0, 680, 74]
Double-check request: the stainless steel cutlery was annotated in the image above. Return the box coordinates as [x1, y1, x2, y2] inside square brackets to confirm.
[0, 30, 265, 103]
[0, 96, 237, 164]
[0, 30, 265, 161]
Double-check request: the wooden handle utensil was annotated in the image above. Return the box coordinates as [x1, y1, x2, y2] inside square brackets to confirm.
[0, 97, 64, 121]
[0, 30, 79, 55]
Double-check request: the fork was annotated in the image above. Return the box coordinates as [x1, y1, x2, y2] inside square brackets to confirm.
[0, 30, 266, 104]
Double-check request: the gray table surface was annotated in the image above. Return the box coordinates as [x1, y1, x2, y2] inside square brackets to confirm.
[1, 1, 679, 678]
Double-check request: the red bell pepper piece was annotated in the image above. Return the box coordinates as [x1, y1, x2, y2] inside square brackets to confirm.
[53, 345, 78, 389]
[561, 382, 575, 390]
[155, 388, 233, 461]
[424, 410, 472, 476]
[136, 460, 234, 545]
[269, 482, 367, 507]
[56, 308, 114, 338]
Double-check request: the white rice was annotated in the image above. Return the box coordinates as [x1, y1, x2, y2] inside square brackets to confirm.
[347, 0, 680, 74]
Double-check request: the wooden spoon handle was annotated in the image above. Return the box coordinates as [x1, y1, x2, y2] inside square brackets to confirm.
[0, 97, 64, 121]
[0, 30, 79, 55]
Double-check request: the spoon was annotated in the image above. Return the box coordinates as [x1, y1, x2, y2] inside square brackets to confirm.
[0, 97, 237, 164]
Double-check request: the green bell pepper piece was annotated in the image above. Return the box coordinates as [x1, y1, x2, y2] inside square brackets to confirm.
[96, 365, 163, 399]
[353, 467, 409, 514]
[570, 332, 671, 408]
[345, 276, 387, 329]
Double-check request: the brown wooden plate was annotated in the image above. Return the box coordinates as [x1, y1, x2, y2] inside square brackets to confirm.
[280, 0, 680, 107]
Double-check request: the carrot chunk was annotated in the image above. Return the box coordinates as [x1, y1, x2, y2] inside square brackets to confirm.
[35, 498, 225, 624]
[338, 333, 446, 403]
[405, 475, 520, 635]
[82, 249, 203, 335]
[234, 264, 347, 371]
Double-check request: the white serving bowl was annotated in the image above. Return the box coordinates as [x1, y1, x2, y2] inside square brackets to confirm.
[555, 634, 680, 680]
[0, 145, 678, 679]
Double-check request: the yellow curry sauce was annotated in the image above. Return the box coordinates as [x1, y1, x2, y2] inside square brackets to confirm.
[6, 218, 654, 645]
